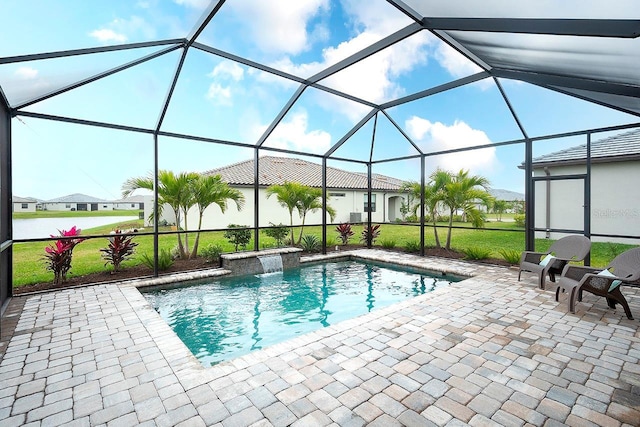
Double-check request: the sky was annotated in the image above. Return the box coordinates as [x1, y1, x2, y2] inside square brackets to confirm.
[1, 0, 638, 201]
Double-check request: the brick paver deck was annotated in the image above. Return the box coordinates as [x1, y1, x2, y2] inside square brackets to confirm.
[1, 249, 639, 426]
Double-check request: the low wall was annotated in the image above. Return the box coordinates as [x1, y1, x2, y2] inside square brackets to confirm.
[220, 247, 303, 276]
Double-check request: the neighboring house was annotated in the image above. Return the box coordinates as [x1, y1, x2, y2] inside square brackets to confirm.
[42, 193, 113, 211]
[112, 195, 146, 210]
[149, 156, 408, 230]
[12, 196, 37, 213]
[523, 128, 640, 243]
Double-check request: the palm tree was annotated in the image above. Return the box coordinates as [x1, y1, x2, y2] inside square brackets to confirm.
[295, 188, 336, 244]
[190, 174, 245, 258]
[267, 182, 335, 246]
[122, 170, 197, 259]
[403, 171, 449, 248]
[436, 169, 494, 250]
[266, 181, 302, 245]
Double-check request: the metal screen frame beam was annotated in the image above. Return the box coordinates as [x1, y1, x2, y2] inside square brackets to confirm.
[0, 88, 12, 318]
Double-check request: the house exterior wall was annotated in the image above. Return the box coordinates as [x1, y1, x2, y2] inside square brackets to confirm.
[148, 188, 405, 230]
[533, 161, 640, 244]
[113, 202, 144, 210]
[12, 202, 36, 212]
[42, 202, 113, 211]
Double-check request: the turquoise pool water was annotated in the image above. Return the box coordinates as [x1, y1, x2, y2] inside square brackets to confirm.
[143, 260, 460, 366]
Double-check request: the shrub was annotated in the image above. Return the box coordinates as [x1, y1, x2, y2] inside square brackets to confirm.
[300, 235, 320, 253]
[140, 249, 174, 271]
[380, 238, 396, 249]
[405, 214, 419, 223]
[404, 240, 421, 253]
[325, 236, 337, 247]
[513, 214, 525, 228]
[335, 223, 354, 245]
[499, 248, 521, 265]
[224, 224, 252, 252]
[100, 230, 138, 273]
[200, 244, 223, 263]
[264, 223, 289, 247]
[361, 225, 381, 246]
[462, 246, 492, 260]
[42, 226, 84, 285]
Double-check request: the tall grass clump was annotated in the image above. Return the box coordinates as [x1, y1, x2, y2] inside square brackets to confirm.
[462, 246, 492, 260]
[498, 248, 521, 265]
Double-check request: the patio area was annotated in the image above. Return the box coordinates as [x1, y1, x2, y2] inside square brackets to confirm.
[1, 249, 639, 426]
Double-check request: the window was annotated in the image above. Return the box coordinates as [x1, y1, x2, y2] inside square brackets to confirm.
[103, 205, 108, 208]
[21, 203, 28, 209]
[329, 192, 345, 197]
[364, 194, 376, 212]
[65, 204, 71, 208]
[131, 203, 136, 208]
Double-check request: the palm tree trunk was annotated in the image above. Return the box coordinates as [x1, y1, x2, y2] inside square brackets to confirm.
[174, 208, 185, 258]
[191, 212, 203, 259]
[432, 214, 441, 248]
[183, 208, 190, 258]
[289, 212, 295, 246]
[297, 214, 307, 245]
[446, 208, 454, 249]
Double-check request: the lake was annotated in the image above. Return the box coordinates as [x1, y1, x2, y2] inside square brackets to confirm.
[13, 216, 140, 240]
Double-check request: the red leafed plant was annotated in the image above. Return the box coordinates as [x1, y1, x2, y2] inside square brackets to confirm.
[361, 224, 381, 246]
[43, 226, 85, 285]
[335, 223, 354, 245]
[100, 229, 138, 273]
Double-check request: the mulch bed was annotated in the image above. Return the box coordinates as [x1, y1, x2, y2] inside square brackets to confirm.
[13, 246, 513, 295]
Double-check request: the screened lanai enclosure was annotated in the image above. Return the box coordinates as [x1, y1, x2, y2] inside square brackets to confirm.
[1, 1, 640, 312]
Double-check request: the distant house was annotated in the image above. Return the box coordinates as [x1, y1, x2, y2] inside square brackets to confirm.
[42, 193, 113, 212]
[112, 195, 146, 211]
[523, 128, 640, 243]
[148, 156, 408, 229]
[12, 196, 38, 213]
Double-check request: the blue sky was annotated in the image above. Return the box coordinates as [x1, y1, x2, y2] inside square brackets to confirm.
[1, 0, 638, 201]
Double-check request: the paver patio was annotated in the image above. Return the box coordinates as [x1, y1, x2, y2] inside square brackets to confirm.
[1, 249, 639, 426]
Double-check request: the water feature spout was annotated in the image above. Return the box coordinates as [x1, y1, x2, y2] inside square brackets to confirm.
[258, 254, 283, 273]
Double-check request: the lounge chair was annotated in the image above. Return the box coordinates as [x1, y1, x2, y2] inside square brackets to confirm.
[554, 247, 640, 320]
[518, 235, 591, 289]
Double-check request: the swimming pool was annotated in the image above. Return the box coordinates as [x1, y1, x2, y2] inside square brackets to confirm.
[143, 260, 460, 366]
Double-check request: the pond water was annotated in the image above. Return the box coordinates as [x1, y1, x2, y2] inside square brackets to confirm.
[13, 216, 139, 239]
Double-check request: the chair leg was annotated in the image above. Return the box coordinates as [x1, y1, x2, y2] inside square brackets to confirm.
[555, 285, 562, 302]
[518, 270, 522, 281]
[569, 287, 579, 313]
[610, 288, 634, 320]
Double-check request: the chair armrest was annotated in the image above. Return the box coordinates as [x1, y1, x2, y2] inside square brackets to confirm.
[561, 265, 600, 281]
[520, 251, 547, 264]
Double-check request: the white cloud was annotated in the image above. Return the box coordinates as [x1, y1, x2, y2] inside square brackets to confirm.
[434, 42, 483, 79]
[257, 110, 331, 154]
[209, 62, 244, 81]
[406, 116, 497, 174]
[15, 67, 38, 79]
[88, 29, 128, 43]
[173, 0, 210, 9]
[228, 0, 329, 55]
[206, 83, 232, 105]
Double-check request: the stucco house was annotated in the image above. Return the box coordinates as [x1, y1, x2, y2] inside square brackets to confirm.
[112, 195, 146, 211]
[149, 156, 408, 230]
[42, 193, 114, 212]
[525, 129, 640, 244]
[12, 196, 38, 213]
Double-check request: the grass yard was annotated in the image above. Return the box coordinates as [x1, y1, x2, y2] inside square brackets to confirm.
[12, 219, 634, 288]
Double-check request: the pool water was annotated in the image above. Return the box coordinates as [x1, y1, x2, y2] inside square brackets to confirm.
[143, 260, 459, 366]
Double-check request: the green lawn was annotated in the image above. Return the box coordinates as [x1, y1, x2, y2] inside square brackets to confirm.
[12, 219, 634, 288]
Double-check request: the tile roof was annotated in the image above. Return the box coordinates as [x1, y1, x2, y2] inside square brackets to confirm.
[13, 196, 38, 203]
[203, 156, 406, 191]
[44, 193, 109, 203]
[531, 128, 640, 166]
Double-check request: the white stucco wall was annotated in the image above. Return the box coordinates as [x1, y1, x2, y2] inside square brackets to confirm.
[42, 202, 113, 211]
[533, 161, 640, 244]
[12, 202, 36, 213]
[147, 188, 405, 230]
